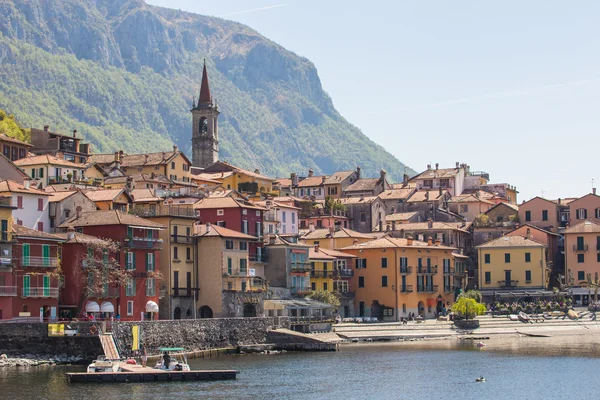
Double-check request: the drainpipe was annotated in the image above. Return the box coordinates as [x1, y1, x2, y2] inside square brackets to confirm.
[392, 247, 399, 322]
[168, 218, 174, 320]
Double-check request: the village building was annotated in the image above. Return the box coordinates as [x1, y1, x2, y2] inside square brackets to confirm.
[0, 154, 29, 183]
[83, 188, 132, 212]
[343, 170, 390, 198]
[30, 126, 92, 163]
[563, 220, 600, 306]
[293, 169, 327, 200]
[409, 162, 467, 197]
[568, 191, 600, 226]
[338, 196, 386, 233]
[448, 193, 495, 222]
[323, 169, 360, 199]
[193, 161, 274, 195]
[378, 187, 417, 215]
[0, 134, 32, 162]
[0, 180, 51, 232]
[301, 227, 374, 250]
[48, 191, 98, 232]
[384, 212, 421, 226]
[15, 155, 87, 189]
[518, 197, 561, 232]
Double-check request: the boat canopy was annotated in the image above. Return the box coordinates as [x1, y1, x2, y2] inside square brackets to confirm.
[158, 347, 185, 352]
[85, 301, 100, 313]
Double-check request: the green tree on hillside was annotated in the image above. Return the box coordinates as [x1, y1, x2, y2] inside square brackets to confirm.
[0, 109, 29, 142]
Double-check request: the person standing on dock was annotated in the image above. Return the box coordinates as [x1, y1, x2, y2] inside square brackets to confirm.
[141, 346, 147, 367]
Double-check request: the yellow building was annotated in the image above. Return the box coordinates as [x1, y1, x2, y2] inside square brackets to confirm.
[0, 195, 16, 266]
[309, 247, 335, 292]
[130, 204, 198, 320]
[90, 146, 193, 184]
[83, 188, 132, 212]
[302, 227, 374, 250]
[193, 161, 274, 195]
[341, 236, 458, 320]
[477, 235, 548, 298]
[194, 223, 264, 318]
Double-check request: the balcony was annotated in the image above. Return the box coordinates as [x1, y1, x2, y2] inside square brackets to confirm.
[87, 287, 119, 298]
[291, 287, 311, 297]
[125, 237, 163, 250]
[417, 266, 438, 274]
[443, 267, 455, 275]
[0, 257, 12, 267]
[0, 286, 17, 296]
[18, 257, 59, 268]
[573, 244, 589, 252]
[172, 288, 193, 297]
[263, 211, 277, 221]
[222, 277, 266, 292]
[335, 269, 354, 278]
[22, 287, 59, 298]
[171, 235, 194, 245]
[400, 285, 414, 293]
[249, 254, 268, 263]
[290, 262, 311, 273]
[310, 270, 335, 278]
[400, 266, 413, 274]
[417, 285, 439, 293]
[498, 280, 519, 288]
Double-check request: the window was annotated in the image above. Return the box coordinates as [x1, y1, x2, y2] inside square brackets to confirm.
[217, 221, 226, 227]
[292, 213, 296, 224]
[423, 179, 433, 188]
[242, 220, 248, 234]
[323, 282, 328, 291]
[525, 211, 531, 222]
[577, 208, 587, 220]
[596, 208, 600, 219]
[577, 236, 585, 250]
[578, 271, 585, 281]
[126, 279, 136, 297]
[217, 209, 224, 216]
[171, 162, 175, 169]
[173, 246, 179, 260]
[242, 209, 247, 215]
[360, 212, 366, 222]
[256, 211, 261, 216]
[146, 278, 156, 296]
[102, 249, 109, 265]
[240, 259, 247, 275]
[485, 272, 491, 284]
[227, 258, 232, 274]
[459, 204, 468, 213]
[578, 254, 585, 263]
[126, 252, 135, 270]
[597, 253, 600, 263]
[542, 210, 548, 221]
[146, 253, 155, 271]
[525, 270, 531, 283]
[525, 253, 531, 263]
[17, 196, 23, 209]
[381, 276, 388, 287]
[186, 247, 191, 261]
[37, 222, 43, 232]
[400, 257, 408, 267]
[282, 212, 287, 223]
[358, 276, 365, 288]
[240, 241, 247, 251]
[311, 282, 316, 291]
[225, 240, 234, 250]
[50, 218, 55, 228]
[381, 258, 388, 268]
[355, 259, 367, 269]
[504, 253, 511, 263]
[127, 301, 134, 316]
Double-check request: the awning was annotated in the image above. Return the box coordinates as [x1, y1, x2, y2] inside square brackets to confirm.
[571, 288, 595, 296]
[100, 301, 114, 313]
[146, 301, 159, 313]
[85, 301, 100, 313]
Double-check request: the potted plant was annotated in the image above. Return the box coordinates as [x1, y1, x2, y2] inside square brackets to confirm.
[452, 296, 486, 329]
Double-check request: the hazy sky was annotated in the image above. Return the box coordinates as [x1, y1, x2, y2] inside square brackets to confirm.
[147, 0, 600, 201]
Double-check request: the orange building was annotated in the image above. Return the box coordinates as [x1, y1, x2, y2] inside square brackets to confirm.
[340, 236, 459, 320]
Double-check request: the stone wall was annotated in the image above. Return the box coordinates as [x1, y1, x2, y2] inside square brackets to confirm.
[0, 322, 102, 359]
[111, 317, 290, 355]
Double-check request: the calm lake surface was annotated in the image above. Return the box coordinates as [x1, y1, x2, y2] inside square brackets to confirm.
[3, 336, 600, 400]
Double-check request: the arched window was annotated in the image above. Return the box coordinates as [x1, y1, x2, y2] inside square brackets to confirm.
[199, 117, 208, 134]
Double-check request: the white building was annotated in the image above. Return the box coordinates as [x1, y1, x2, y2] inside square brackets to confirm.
[257, 199, 300, 237]
[14, 154, 86, 189]
[0, 180, 51, 232]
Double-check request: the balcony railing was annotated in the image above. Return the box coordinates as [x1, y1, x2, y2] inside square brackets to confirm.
[130, 205, 197, 218]
[171, 235, 194, 245]
[417, 266, 438, 274]
[0, 286, 17, 296]
[498, 280, 519, 288]
[18, 257, 59, 268]
[574, 244, 589, 252]
[22, 287, 59, 298]
[291, 262, 311, 273]
[263, 211, 277, 221]
[400, 285, 414, 293]
[417, 285, 439, 293]
[249, 254, 268, 262]
[125, 237, 163, 250]
[222, 277, 266, 292]
[400, 266, 413, 274]
[172, 288, 193, 297]
[291, 287, 311, 296]
[310, 270, 335, 278]
[335, 269, 354, 278]
[443, 267, 455, 274]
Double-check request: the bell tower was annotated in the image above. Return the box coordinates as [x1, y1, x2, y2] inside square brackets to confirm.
[191, 60, 220, 168]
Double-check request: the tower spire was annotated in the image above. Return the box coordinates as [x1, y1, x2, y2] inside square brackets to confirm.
[198, 59, 212, 105]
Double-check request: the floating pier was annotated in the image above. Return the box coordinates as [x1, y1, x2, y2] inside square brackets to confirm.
[66, 364, 238, 383]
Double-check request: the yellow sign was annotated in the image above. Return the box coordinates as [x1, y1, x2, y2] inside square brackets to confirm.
[48, 324, 65, 337]
[132, 325, 139, 351]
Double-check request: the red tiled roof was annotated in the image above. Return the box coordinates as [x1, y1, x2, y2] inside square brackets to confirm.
[194, 223, 257, 239]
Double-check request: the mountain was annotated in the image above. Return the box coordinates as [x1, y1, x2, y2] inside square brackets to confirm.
[0, 0, 414, 180]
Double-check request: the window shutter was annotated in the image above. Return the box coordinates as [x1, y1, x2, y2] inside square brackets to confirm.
[132, 252, 136, 270]
[355, 259, 359, 269]
[364, 259, 367, 269]
[145, 253, 149, 271]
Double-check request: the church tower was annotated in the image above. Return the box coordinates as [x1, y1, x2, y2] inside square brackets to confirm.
[191, 60, 220, 168]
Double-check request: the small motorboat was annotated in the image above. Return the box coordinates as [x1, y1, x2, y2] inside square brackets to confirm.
[518, 312, 531, 323]
[476, 376, 486, 382]
[87, 355, 121, 373]
[154, 347, 191, 372]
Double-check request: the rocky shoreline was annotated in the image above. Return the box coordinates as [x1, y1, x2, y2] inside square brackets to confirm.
[0, 353, 87, 368]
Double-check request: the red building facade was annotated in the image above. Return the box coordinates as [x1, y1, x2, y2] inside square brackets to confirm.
[0, 225, 62, 320]
[59, 210, 164, 320]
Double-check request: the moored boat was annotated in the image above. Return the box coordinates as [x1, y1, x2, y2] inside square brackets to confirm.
[87, 355, 121, 373]
[154, 347, 191, 372]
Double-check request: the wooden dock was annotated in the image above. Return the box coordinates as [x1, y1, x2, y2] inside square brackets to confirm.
[66, 364, 238, 383]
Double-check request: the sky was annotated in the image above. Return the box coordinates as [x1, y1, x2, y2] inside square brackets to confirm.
[146, 0, 600, 201]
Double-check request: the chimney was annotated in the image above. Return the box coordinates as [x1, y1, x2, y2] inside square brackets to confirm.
[526, 228, 531, 239]
[427, 164, 431, 170]
[434, 238, 441, 246]
[291, 173, 299, 186]
[269, 235, 276, 245]
[67, 226, 76, 241]
[558, 198, 561, 205]
[151, 172, 156, 179]
[254, 168, 261, 175]
[427, 218, 433, 229]
[594, 188, 597, 195]
[400, 228, 405, 238]
[435, 163, 439, 170]
[76, 206, 82, 219]
[308, 169, 314, 178]
[73, 129, 77, 138]
[427, 236, 433, 246]
[125, 176, 134, 193]
[44, 125, 49, 132]
[425, 191, 429, 201]
[403, 174, 409, 186]
[456, 162, 459, 168]
[386, 224, 390, 232]
[392, 221, 397, 231]
[406, 235, 413, 246]
[475, 191, 480, 198]
[205, 222, 211, 233]
[162, 151, 166, 160]
[119, 150, 124, 162]
[173, 145, 178, 153]
[380, 169, 387, 183]
[23, 179, 30, 190]
[356, 166, 361, 179]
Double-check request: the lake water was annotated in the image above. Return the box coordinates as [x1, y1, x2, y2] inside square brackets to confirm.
[2, 336, 600, 400]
